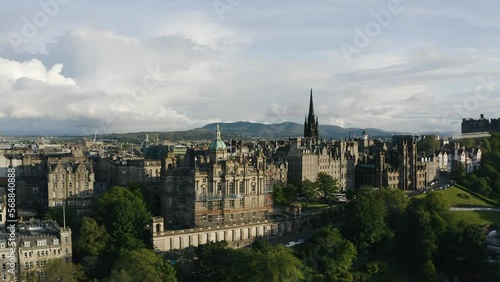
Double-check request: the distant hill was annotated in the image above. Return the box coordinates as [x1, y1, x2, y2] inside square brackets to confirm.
[200, 122, 395, 140]
[100, 122, 398, 143]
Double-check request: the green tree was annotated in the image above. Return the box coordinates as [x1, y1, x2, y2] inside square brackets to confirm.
[195, 240, 306, 282]
[43, 205, 79, 229]
[284, 183, 298, 202]
[343, 190, 388, 252]
[452, 161, 466, 182]
[419, 260, 438, 282]
[314, 225, 357, 281]
[107, 269, 133, 282]
[461, 224, 487, 267]
[272, 183, 287, 204]
[417, 135, 440, 153]
[317, 172, 339, 202]
[24, 259, 84, 282]
[301, 179, 319, 207]
[93, 186, 151, 251]
[77, 217, 109, 257]
[109, 248, 176, 282]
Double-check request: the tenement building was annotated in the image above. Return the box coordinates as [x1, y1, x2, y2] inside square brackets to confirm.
[0, 145, 92, 215]
[0, 220, 72, 281]
[47, 160, 94, 213]
[160, 125, 286, 229]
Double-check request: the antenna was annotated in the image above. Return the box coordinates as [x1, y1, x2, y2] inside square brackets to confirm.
[93, 130, 98, 143]
[63, 203, 66, 229]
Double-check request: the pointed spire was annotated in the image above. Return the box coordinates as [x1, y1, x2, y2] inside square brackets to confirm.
[216, 124, 221, 140]
[308, 89, 314, 118]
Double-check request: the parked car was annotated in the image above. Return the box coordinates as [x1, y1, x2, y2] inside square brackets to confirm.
[295, 239, 305, 245]
[285, 241, 296, 247]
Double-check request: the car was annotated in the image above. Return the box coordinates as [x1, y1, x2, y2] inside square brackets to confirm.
[295, 239, 305, 245]
[285, 241, 296, 247]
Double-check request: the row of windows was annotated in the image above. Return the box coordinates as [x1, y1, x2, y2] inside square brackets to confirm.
[53, 174, 89, 181]
[52, 182, 90, 189]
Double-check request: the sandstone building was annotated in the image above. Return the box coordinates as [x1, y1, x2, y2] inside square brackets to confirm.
[160, 125, 287, 229]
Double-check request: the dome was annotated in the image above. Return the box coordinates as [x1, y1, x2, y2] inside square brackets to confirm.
[209, 124, 227, 151]
[209, 139, 227, 151]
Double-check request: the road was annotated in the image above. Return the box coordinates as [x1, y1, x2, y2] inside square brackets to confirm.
[268, 218, 345, 248]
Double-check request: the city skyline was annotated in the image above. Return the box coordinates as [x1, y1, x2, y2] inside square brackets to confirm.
[1, 1, 500, 135]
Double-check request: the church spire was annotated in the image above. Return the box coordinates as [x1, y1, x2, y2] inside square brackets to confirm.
[304, 89, 319, 142]
[308, 89, 314, 118]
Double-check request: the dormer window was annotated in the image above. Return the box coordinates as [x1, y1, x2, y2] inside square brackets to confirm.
[36, 240, 46, 246]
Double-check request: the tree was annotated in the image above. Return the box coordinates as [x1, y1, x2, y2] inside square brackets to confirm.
[77, 217, 109, 257]
[195, 240, 306, 282]
[314, 226, 357, 279]
[93, 186, 151, 251]
[272, 183, 287, 204]
[265, 245, 306, 282]
[284, 183, 298, 202]
[43, 205, 79, 230]
[24, 259, 84, 282]
[452, 161, 466, 182]
[109, 248, 176, 282]
[419, 260, 438, 282]
[317, 172, 339, 202]
[343, 191, 388, 252]
[417, 135, 440, 153]
[301, 179, 319, 207]
[461, 224, 487, 267]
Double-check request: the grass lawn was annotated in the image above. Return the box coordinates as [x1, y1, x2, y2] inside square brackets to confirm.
[415, 186, 494, 207]
[447, 210, 500, 225]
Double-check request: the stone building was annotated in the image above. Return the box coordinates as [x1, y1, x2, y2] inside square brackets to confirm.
[160, 125, 286, 230]
[47, 160, 94, 212]
[0, 221, 72, 281]
[0, 146, 91, 215]
[355, 135, 439, 190]
[462, 114, 500, 133]
[106, 157, 145, 187]
[286, 92, 358, 190]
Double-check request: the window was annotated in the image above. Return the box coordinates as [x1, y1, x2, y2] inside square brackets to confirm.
[179, 184, 186, 192]
[240, 199, 244, 208]
[217, 182, 222, 193]
[229, 182, 235, 194]
[24, 242, 30, 247]
[179, 197, 186, 204]
[230, 200, 235, 208]
[239, 182, 244, 193]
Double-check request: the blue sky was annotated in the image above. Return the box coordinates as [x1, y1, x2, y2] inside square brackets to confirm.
[0, 0, 499, 135]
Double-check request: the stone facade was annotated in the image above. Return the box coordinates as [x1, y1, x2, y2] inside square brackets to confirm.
[462, 114, 500, 133]
[0, 221, 72, 281]
[47, 160, 94, 212]
[160, 126, 286, 230]
[287, 138, 357, 191]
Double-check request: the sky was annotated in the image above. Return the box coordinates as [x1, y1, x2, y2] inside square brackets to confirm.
[1, 0, 500, 135]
